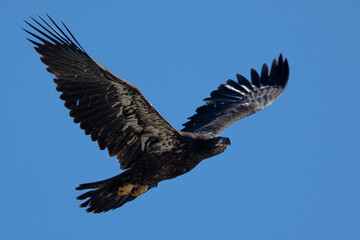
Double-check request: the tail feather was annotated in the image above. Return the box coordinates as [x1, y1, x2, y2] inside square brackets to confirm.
[75, 174, 158, 213]
[75, 175, 119, 190]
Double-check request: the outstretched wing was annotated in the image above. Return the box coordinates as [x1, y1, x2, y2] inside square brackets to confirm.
[182, 55, 289, 135]
[24, 15, 180, 169]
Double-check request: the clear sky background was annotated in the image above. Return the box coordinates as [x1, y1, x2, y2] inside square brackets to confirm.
[1, 0, 359, 239]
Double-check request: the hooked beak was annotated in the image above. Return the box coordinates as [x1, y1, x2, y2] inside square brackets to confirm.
[221, 138, 231, 146]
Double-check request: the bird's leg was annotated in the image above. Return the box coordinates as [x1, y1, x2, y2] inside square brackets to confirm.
[117, 184, 134, 196]
[131, 185, 149, 197]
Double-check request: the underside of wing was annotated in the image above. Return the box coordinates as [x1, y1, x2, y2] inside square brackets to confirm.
[24, 15, 180, 169]
[182, 55, 289, 135]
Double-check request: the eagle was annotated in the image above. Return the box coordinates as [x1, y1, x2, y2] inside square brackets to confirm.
[24, 15, 289, 213]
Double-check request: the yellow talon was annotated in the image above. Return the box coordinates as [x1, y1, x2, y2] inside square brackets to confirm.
[117, 184, 134, 196]
[131, 185, 148, 197]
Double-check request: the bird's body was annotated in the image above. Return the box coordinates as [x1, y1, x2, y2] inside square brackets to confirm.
[111, 133, 229, 186]
[24, 15, 289, 213]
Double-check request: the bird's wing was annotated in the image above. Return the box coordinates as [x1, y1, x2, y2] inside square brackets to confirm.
[182, 55, 289, 135]
[24, 15, 180, 169]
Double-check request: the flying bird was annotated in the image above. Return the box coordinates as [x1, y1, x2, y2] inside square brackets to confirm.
[24, 15, 289, 213]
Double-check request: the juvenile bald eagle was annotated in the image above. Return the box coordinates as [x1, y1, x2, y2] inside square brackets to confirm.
[24, 15, 289, 213]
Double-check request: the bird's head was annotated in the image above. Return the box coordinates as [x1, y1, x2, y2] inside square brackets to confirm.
[215, 137, 231, 147]
[210, 136, 231, 155]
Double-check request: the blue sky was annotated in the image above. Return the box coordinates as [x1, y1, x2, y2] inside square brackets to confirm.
[1, 0, 359, 239]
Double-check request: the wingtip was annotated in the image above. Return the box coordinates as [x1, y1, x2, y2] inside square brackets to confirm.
[284, 58, 289, 71]
[278, 53, 289, 67]
[279, 53, 283, 62]
[46, 13, 55, 22]
[273, 54, 289, 87]
[23, 19, 31, 26]
[282, 58, 290, 88]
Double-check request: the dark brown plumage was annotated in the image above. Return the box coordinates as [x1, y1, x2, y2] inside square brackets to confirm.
[24, 15, 289, 213]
